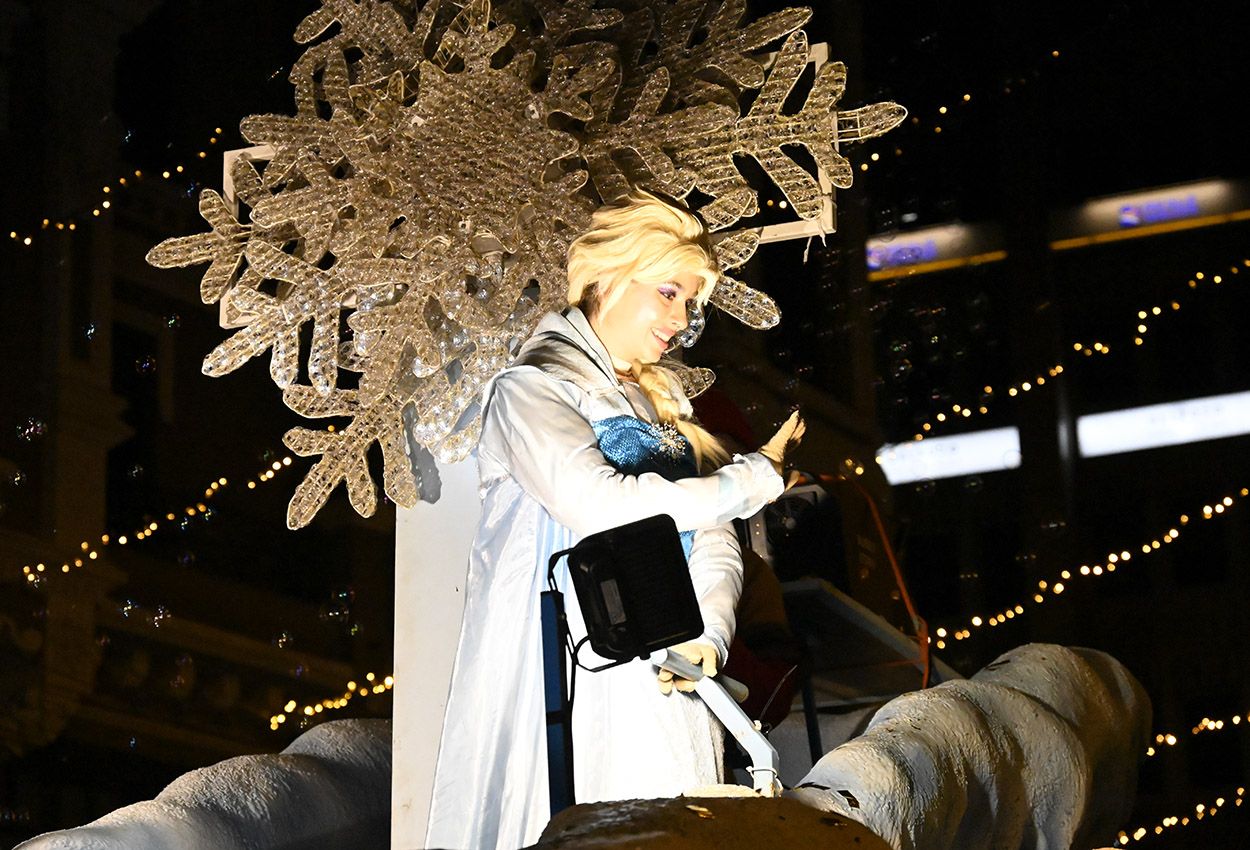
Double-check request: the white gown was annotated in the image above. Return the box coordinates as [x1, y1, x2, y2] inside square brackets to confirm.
[425, 307, 784, 850]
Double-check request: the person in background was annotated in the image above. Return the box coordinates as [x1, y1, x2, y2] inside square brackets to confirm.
[692, 386, 806, 731]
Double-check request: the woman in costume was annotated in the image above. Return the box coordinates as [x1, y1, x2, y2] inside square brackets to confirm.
[426, 190, 804, 850]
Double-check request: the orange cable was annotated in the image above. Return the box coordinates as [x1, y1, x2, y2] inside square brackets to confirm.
[821, 472, 932, 688]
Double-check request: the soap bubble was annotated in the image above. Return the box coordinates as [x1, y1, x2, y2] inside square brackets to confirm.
[875, 205, 898, 232]
[1039, 518, 1068, 537]
[16, 417, 47, 442]
[320, 587, 356, 624]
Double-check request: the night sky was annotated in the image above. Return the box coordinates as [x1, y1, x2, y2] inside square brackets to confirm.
[109, 1, 1250, 220]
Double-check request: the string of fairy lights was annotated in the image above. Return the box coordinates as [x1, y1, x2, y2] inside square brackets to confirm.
[1114, 786, 1246, 845]
[857, 43, 1075, 177]
[16, 447, 300, 586]
[855, 94, 973, 176]
[1146, 712, 1250, 759]
[928, 485, 1249, 650]
[1136, 715, 1250, 841]
[8, 425, 402, 732]
[4, 127, 225, 249]
[905, 258, 1247, 443]
[858, 1, 1158, 188]
[908, 360, 1072, 442]
[268, 671, 394, 732]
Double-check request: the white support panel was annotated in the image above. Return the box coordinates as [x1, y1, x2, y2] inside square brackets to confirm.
[392, 458, 480, 850]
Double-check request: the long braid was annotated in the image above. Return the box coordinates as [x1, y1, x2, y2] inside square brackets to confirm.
[633, 362, 730, 473]
[566, 189, 732, 472]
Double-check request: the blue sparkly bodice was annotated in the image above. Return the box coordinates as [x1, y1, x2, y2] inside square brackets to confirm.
[592, 415, 698, 560]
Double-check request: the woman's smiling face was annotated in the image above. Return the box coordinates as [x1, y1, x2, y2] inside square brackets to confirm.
[589, 271, 701, 368]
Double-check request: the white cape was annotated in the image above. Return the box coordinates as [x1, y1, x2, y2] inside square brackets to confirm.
[425, 308, 783, 850]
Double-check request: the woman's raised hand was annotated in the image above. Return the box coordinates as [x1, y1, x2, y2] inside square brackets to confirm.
[758, 409, 805, 478]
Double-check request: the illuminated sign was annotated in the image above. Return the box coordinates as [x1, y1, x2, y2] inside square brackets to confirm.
[865, 223, 1005, 279]
[1077, 390, 1250, 458]
[1118, 194, 1200, 227]
[876, 390, 1250, 485]
[867, 239, 939, 270]
[876, 427, 1022, 485]
[1052, 179, 1250, 248]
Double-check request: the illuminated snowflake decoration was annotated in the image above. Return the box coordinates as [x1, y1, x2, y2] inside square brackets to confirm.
[148, 0, 905, 528]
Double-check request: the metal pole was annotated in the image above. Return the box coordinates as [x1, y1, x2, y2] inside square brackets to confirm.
[540, 589, 575, 814]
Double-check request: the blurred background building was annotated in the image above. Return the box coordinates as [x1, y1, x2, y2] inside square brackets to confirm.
[2, 0, 1248, 847]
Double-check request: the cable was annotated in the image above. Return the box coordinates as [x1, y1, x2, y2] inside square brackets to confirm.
[567, 635, 590, 712]
[757, 663, 801, 724]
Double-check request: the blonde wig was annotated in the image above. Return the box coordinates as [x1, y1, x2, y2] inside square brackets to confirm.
[566, 189, 730, 471]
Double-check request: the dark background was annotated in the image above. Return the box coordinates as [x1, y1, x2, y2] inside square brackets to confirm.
[2, 0, 1249, 846]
